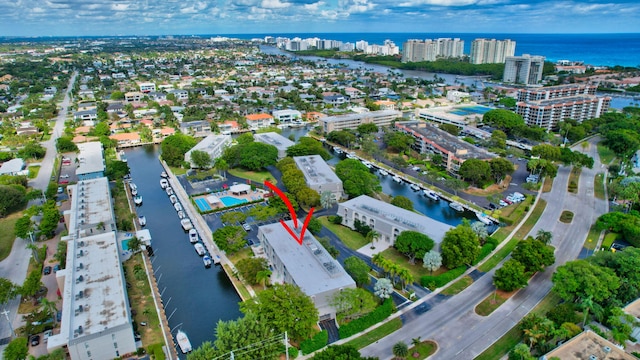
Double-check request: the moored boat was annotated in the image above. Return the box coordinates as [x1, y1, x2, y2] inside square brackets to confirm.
[160, 179, 169, 189]
[138, 215, 146, 227]
[133, 195, 143, 205]
[180, 218, 193, 231]
[410, 183, 421, 191]
[160, 171, 168, 178]
[194, 243, 206, 256]
[346, 152, 357, 159]
[176, 330, 193, 354]
[392, 175, 402, 183]
[476, 212, 492, 225]
[169, 194, 178, 204]
[333, 147, 343, 154]
[174, 202, 182, 212]
[203, 255, 212, 268]
[189, 229, 199, 243]
[423, 189, 440, 201]
[361, 160, 373, 169]
[379, 169, 389, 176]
[177, 210, 186, 219]
[166, 187, 174, 196]
[449, 201, 464, 212]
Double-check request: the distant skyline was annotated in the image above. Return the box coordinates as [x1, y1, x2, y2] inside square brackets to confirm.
[1, 0, 639, 37]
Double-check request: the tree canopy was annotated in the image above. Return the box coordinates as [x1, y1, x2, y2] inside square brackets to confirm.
[483, 109, 525, 133]
[0, 185, 27, 217]
[459, 158, 491, 187]
[440, 223, 480, 268]
[511, 239, 555, 273]
[223, 141, 278, 171]
[190, 150, 212, 169]
[161, 133, 198, 167]
[335, 159, 381, 198]
[552, 260, 620, 303]
[330, 287, 377, 322]
[212, 226, 246, 254]
[493, 259, 528, 292]
[394, 231, 435, 264]
[343, 256, 371, 287]
[390, 195, 413, 211]
[286, 137, 331, 160]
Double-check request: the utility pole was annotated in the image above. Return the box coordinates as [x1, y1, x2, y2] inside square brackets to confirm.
[2, 308, 15, 338]
[284, 331, 289, 360]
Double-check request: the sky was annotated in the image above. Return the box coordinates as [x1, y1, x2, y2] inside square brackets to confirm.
[0, 0, 639, 37]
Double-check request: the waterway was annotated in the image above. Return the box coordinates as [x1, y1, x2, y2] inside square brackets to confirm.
[124, 145, 242, 355]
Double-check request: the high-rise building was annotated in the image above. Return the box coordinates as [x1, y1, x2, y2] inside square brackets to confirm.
[470, 38, 516, 64]
[503, 54, 545, 85]
[402, 38, 464, 63]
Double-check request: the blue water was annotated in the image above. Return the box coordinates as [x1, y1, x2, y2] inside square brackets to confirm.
[449, 106, 493, 116]
[220, 196, 248, 207]
[194, 198, 212, 212]
[236, 32, 640, 67]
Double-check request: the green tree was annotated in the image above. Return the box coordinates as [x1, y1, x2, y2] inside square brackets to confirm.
[366, 230, 380, 249]
[459, 158, 491, 187]
[105, 160, 130, 180]
[490, 130, 507, 149]
[55, 136, 78, 152]
[126, 236, 143, 253]
[374, 278, 393, 299]
[190, 150, 212, 169]
[493, 259, 528, 291]
[38, 200, 60, 238]
[552, 260, 620, 303]
[531, 144, 561, 161]
[161, 133, 198, 167]
[489, 157, 515, 183]
[236, 257, 268, 285]
[335, 159, 381, 197]
[296, 187, 321, 207]
[0, 185, 27, 217]
[390, 195, 413, 211]
[384, 131, 414, 153]
[482, 109, 525, 134]
[212, 226, 246, 254]
[0, 278, 18, 305]
[440, 223, 480, 268]
[312, 345, 377, 360]
[392, 341, 409, 359]
[604, 129, 640, 158]
[422, 250, 442, 274]
[445, 178, 466, 196]
[344, 256, 371, 287]
[508, 343, 534, 360]
[330, 287, 377, 322]
[18, 142, 46, 159]
[240, 284, 318, 341]
[215, 158, 229, 179]
[535, 229, 553, 245]
[93, 121, 111, 137]
[511, 239, 555, 273]
[395, 231, 435, 264]
[255, 270, 271, 289]
[13, 215, 32, 239]
[3, 337, 28, 360]
[307, 216, 322, 235]
[220, 211, 247, 225]
[286, 137, 331, 159]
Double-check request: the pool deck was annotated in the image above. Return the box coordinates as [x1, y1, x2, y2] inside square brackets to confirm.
[194, 189, 267, 211]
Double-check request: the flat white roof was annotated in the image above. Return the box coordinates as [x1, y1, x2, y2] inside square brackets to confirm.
[0, 158, 25, 174]
[68, 177, 115, 235]
[293, 155, 342, 187]
[253, 132, 295, 151]
[321, 109, 401, 123]
[186, 134, 231, 155]
[340, 195, 453, 243]
[259, 221, 355, 296]
[75, 142, 105, 176]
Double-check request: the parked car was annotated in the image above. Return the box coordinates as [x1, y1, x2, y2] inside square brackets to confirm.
[499, 200, 508, 207]
[43, 266, 52, 275]
[30, 335, 40, 346]
[43, 330, 53, 343]
[57, 187, 64, 194]
[60, 174, 70, 179]
[503, 198, 513, 205]
[53, 264, 60, 272]
[242, 223, 251, 232]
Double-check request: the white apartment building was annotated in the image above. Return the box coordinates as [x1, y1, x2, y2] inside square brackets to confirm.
[124, 91, 144, 103]
[184, 134, 232, 168]
[293, 155, 343, 199]
[138, 82, 156, 93]
[470, 39, 516, 64]
[516, 84, 598, 102]
[272, 109, 302, 124]
[503, 54, 545, 85]
[515, 95, 611, 131]
[257, 222, 356, 320]
[254, 132, 295, 160]
[319, 109, 401, 133]
[402, 38, 464, 63]
[48, 177, 136, 360]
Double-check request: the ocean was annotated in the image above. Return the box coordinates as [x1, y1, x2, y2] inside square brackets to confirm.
[224, 32, 640, 67]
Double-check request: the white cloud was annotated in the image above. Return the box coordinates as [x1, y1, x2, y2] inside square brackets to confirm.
[261, 0, 290, 9]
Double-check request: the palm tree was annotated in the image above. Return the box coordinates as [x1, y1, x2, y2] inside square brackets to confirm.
[392, 341, 409, 359]
[215, 158, 229, 180]
[535, 230, 553, 245]
[256, 270, 271, 289]
[411, 337, 421, 358]
[40, 298, 57, 325]
[366, 230, 380, 250]
[398, 268, 414, 290]
[320, 191, 337, 209]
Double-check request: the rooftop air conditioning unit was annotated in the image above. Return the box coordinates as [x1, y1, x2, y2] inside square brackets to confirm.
[603, 346, 611, 353]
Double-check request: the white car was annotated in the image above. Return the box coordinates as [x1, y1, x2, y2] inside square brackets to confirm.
[43, 330, 53, 343]
[242, 223, 251, 232]
[60, 174, 70, 179]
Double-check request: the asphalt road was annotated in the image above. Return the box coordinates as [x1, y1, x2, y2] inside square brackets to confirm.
[360, 137, 608, 359]
[0, 73, 77, 349]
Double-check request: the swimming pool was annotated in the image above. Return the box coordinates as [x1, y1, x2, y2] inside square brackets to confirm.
[195, 198, 212, 212]
[220, 196, 248, 207]
[449, 106, 493, 116]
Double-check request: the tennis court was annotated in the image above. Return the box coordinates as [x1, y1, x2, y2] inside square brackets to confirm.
[195, 198, 212, 212]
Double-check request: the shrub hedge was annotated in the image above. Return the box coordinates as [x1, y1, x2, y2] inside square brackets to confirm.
[300, 330, 328, 355]
[338, 298, 394, 339]
[420, 266, 466, 290]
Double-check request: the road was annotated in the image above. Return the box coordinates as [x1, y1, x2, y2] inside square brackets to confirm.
[360, 137, 608, 359]
[0, 72, 77, 349]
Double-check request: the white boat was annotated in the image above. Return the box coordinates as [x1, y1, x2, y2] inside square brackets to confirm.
[449, 202, 464, 212]
[392, 175, 402, 183]
[333, 147, 343, 154]
[379, 169, 389, 176]
[129, 182, 137, 191]
[177, 210, 186, 219]
[138, 215, 146, 227]
[410, 183, 421, 191]
[423, 189, 440, 201]
[169, 194, 178, 204]
[160, 171, 168, 178]
[160, 179, 169, 189]
[166, 187, 174, 196]
[176, 330, 193, 354]
[346, 153, 357, 159]
[203, 255, 212, 268]
[181, 219, 193, 231]
[194, 243, 206, 256]
[361, 160, 373, 169]
[133, 195, 142, 205]
[188, 229, 199, 243]
[174, 202, 182, 212]
[476, 212, 493, 225]
[131, 188, 138, 196]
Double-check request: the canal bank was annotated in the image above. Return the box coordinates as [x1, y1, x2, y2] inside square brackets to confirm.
[124, 145, 242, 355]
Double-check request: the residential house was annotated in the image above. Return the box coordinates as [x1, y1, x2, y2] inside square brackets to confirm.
[109, 132, 141, 147]
[184, 134, 232, 168]
[245, 113, 274, 130]
[180, 121, 211, 137]
[0, 158, 26, 176]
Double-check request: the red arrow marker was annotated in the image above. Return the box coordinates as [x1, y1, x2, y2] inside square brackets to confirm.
[264, 180, 315, 246]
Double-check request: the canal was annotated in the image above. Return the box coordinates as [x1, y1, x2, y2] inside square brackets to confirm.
[124, 145, 242, 355]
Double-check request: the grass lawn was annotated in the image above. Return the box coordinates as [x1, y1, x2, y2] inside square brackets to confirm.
[542, 177, 553, 193]
[0, 211, 22, 261]
[479, 199, 547, 272]
[223, 264, 252, 301]
[602, 232, 619, 249]
[123, 254, 164, 348]
[474, 293, 561, 360]
[380, 247, 440, 280]
[594, 173, 606, 200]
[560, 211, 574, 223]
[227, 247, 253, 263]
[228, 168, 276, 185]
[408, 341, 438, 360]
[584, 225, 601, 251]
[567, 167, 581, 193]
[113, 182, 135, 231]
[597, 142, 616, 165]
[441, 276, 474, 296]
[318, 216, 368, 250]
[168, 165, 187, 176]
[28, 165, 41, 179]
[344, 318, 403, 350]
[475, 290, 511, 316]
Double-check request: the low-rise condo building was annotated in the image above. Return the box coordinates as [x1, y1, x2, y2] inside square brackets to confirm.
[254, 132, 295, 160]
[293, 155, 343, 199]
[184, 134, 232, 168]
[75, 142, 105, 180]
[319, 109, 401, 133]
